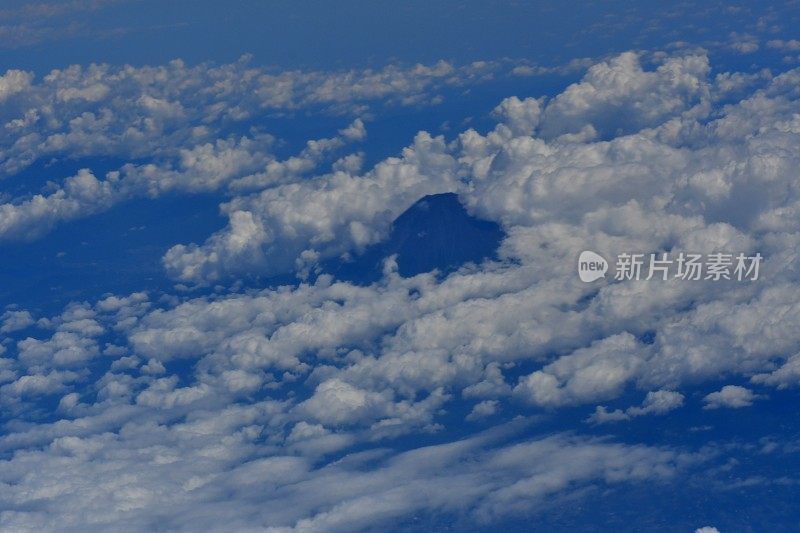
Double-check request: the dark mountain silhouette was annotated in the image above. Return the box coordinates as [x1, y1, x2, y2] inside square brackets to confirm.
[324, 192, 505, 283]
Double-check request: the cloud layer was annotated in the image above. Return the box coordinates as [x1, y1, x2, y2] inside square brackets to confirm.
[1, 49, 800, 530]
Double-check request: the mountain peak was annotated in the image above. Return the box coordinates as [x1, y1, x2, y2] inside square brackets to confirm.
[325, 192, 505, 282]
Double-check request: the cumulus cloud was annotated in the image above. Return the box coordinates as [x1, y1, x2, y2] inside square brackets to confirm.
[0, 120, 373, 241]
[0, 56, 536, 242]
[515, 333, 647, 407]
[703, 385, 763, 409]
[162, 50, 791, 290]
[0, 69, 32, 102]
[0, 309, 34, 333]
[0, 58, 519, 177]
[752, 353, 800, 389]
[162, 131, 461, 282]
[537, 52, 711, 139]
[20, 51, 797, 428]
[466, 399, 500, 421]
[8, 51, 800, 417]
[588, 390, 685, 424]
[3, 48, 800, 528]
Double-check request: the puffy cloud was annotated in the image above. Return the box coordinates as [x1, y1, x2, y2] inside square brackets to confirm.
[0, 121, 367, 241]
[627, 390, 685, 416]
[537, 52, 711, 139]
[752, 353, 800, 389]
[3, 48, 800, 529]
[0, 69, 32, 102]
[0, 55, 533, 242]
[466, 399, 500, 421]
[298, 378, 395, 426]
[0, 169, 115, 240]
[588, 390, 684, 424]
[9, 51, 800, 422]
[165, 52, 743, 286]
[104, 46, 800, 440]
[492, 96, 543, 137]
[515, 334, 646, 407]
[17, 330, 100, 368]
[1, 370, 78, 399]
[163, 131, 461, 282]
[703, 385, 763, 409]
[0, 309, 34, 333]
[0, 58, 519, 178]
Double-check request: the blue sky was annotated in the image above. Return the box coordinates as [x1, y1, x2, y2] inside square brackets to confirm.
[1, 1, 797, 71]
[1, 1, 800, 531]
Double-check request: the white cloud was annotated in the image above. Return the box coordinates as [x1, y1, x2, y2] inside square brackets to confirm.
[767, 39, 800, 51]
[466, 399, 500, 421]
[8, 52, 800, 423]
[0, 309, 34, 333]
[0, 57, 520, 180]
[515, 333, 646, 407]
[728, 33, 759, 54]
[0, 121, 367, 241]
[0, 420, 701, 531]
[0, 56, 535, 242]
[298, 378, 393, 426]
[0, 69, 32, 102]
[537, 52, 711, 139]
[588, 390, 684, 424]
[703, 385, 763, 409]
[163, 131, 461, 283]
[3, 48, 800, 528]
[0, 169, 115, 240]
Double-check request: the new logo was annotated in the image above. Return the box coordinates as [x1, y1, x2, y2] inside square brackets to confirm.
[578, 250, 608, 282]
